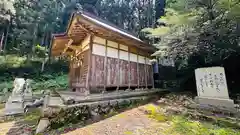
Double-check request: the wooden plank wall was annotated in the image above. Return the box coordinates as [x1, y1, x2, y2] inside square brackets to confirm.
[70, 50, 89, 92]
[91, 36, 153, 91]
[69, 35, 91, 94]
[91, 44, 105, 89]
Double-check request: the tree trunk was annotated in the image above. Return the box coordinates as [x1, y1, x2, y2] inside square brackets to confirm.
[48, 31, 52, 64]
[3, 19, 11, 55]
[31, 23, 39, 59]
[138, 0, 142, 37]
[208, 0, 214, 24]
[0, 32, 4, 52]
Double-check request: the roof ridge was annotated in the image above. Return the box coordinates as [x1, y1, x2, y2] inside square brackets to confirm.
[81, 11, 140, 40]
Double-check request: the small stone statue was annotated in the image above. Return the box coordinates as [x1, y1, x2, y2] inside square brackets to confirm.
[12, 78, 26, 96]
[4, 78, 26, 115]
[24, 79, 33, 101]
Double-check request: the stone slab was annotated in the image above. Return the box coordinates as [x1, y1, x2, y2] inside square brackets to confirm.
[4, 101, 24, 115]
[195, 96, 236, 111]
[195, 67, 229, 99]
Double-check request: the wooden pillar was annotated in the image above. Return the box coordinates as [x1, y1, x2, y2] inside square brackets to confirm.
[145, 57, 148, 89]
[117, 44, 120, 91]
[152, 62, 155, 89]
[137, 50, 139, 89]
[128, 49, 131, 90]
[69, 62, 72, 89]
[86, 35, 93, 93]
[158, 57, 161, 88]
[103, 39, 108, 93]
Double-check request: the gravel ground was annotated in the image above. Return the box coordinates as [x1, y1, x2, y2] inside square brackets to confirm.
[62, 104, 170, 135]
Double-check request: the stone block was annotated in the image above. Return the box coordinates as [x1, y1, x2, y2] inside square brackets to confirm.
[195, 96, 236, 111]
[36, 118, 50, 134]
[4, 101, 24, 115]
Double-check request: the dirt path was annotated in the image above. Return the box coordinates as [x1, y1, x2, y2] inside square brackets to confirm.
[62, 104, 170, 135]
[0, 109, 36, 135]
[0, 121, 15, 135]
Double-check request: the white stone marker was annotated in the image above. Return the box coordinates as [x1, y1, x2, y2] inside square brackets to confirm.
[195, 67, 235, 109]
[5, 78, 25, 115]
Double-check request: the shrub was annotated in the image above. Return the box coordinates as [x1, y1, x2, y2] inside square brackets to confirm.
[0, 55, 69, 92]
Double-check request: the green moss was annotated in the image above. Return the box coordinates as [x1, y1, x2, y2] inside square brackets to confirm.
[144, 104, 170, 122]
[206, 116, 240, 129]
[167, 116, 240, 135]
[149, 113, 169, 122]
[23, 109, 41, 124]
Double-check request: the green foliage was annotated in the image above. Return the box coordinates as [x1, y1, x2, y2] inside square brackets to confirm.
[144, 0, 240, 69]
[0, 55, 26, 68]
[0, 81, 12, 91]
[0, 0, 15, 21]
[0, 55, 69, 92]
[35, 44, 47, 58]
[31, 74, 68, 91]
[0, 0, 157, 56]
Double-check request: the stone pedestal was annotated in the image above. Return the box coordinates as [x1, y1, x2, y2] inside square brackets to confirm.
[4, 95, 24, 115]
[195, 97, 235, 110]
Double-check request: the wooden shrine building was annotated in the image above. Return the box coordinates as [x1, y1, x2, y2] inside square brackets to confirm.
[50, 11, 156, 95]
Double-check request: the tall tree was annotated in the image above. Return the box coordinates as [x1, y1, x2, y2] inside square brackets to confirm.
[144, 0, 240, 68]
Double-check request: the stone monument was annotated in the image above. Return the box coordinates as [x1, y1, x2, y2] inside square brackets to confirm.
[194, 67, 235, 110]
[4, 78, 26, 115]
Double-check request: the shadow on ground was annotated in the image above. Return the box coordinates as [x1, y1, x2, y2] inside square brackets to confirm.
[5, 119, 35, 135]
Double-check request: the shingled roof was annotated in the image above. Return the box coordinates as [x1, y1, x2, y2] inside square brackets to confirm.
[50, 11, 156, 56]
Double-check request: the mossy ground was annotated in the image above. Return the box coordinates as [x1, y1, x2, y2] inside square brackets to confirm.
[144, 104, 240, 135]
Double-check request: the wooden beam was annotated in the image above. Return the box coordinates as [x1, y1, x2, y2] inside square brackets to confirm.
[103, 39, 108, 93]
[75, 20, 95, 35]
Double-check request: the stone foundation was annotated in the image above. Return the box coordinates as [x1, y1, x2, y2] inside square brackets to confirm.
[195, 96, 236, 111]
